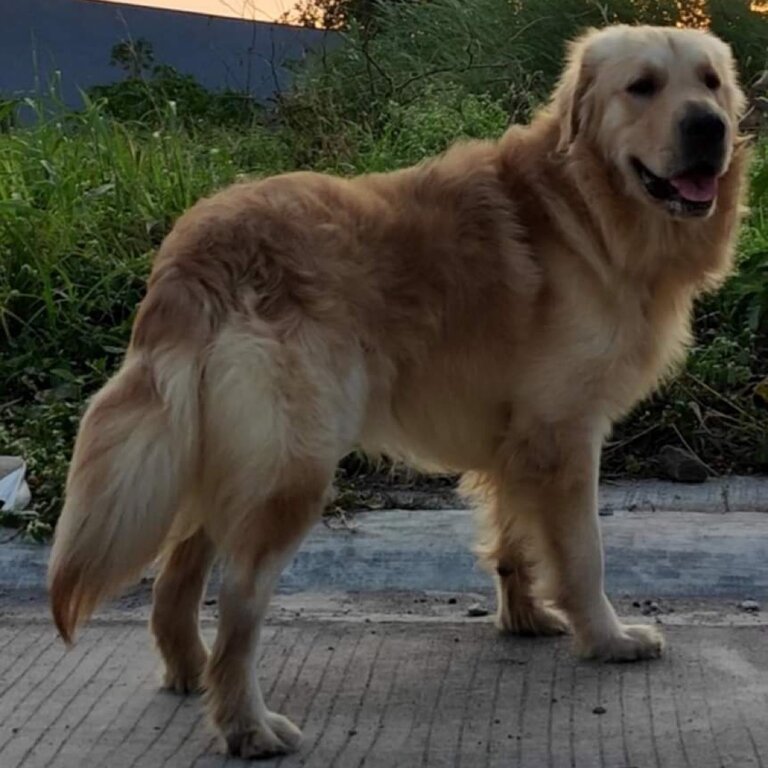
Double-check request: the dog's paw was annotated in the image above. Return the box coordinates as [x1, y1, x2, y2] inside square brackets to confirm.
[498, 602, 571, 637]
[578, 623, 664, 662]
[266, 711, 303, 751]
[162, 653, 208, 695]
[224, 712, 302, 759]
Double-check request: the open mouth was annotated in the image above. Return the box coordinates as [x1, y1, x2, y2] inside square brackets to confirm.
[630, 157, 719, 217]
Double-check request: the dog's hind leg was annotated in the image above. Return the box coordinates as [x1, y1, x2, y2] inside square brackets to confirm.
[197, 325, 364, 757]
[204, 480, 330, 758]
[150, 528, 216, 694]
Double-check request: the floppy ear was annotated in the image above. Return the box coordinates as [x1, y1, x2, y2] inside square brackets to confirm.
[552, 31, 596, 152]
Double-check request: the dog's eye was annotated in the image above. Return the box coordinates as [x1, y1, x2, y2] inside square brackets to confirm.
[704, 71, 721, 90]
[627, 76, 657, 97]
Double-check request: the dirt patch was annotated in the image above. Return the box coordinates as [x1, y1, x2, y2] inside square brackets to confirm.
[331, 457, 463, 513]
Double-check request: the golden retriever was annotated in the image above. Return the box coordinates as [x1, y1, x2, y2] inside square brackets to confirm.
[48, 24, 750, 759]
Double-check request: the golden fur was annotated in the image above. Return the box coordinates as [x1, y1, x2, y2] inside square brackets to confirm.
[49, 25, 750, 759]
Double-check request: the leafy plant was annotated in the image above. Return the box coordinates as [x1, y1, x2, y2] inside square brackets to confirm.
[109, 38, 156, 79]
[88, 65, 264, 128]
[282, 0, 768, 162]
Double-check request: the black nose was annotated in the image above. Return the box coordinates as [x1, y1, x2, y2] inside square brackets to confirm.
[679, 105, 726, 163]
[681, 110, 725, 143]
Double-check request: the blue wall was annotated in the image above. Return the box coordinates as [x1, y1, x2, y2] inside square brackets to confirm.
[1, 0, 334, 107]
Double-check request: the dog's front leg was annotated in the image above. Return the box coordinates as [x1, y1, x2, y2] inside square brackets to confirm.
[505, 431, 663, 662]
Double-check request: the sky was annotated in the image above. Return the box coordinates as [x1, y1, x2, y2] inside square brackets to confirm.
[93, 0, 300, 22]
[94, 0, 768, 23]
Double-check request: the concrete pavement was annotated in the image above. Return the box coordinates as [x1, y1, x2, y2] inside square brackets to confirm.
[0, 477, 767, 767]
[0, 596, 767, 768]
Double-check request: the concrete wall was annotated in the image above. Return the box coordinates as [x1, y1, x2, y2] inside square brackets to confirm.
[1, 0, 334, 108]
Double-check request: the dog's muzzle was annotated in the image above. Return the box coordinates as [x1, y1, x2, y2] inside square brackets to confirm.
[631, 103, 728, 218]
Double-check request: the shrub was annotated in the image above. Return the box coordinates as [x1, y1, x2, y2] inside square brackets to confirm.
[88, 65, 264, 128]
[319, 85, 511, 173]
[282, 0, 768, 165]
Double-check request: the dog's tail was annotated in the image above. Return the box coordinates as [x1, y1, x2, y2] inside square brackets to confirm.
[48, 275, 211, 643]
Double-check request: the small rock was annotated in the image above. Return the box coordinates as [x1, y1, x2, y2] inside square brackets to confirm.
[641, 601, 661, 616]
[348, 729, 358, 737]
[598, 506, 614, 517]
[592, 706, 607, 715]
[632, 600, 641, 608]
[658, 445, 708, 483]
[467, 603, 489, 617]
[447, 597, 457, 605]
[203, 598, 217, 607]
[739, 600, 760, 613]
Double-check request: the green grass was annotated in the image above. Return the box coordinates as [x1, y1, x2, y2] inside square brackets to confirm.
[0, 103, 294, 535]
[2, 0, 768, 534]
[0, 101, 291, 376]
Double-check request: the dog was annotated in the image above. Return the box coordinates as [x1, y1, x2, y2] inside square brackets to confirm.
[48, 24, 750, 759]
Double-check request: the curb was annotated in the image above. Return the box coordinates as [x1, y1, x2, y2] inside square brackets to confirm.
[2, 477, 767, 598]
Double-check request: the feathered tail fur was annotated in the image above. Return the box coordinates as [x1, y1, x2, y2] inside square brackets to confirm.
[48, 276, 207, 643]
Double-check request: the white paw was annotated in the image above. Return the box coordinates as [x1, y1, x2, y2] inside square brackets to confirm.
[266, 711, 303, 751]
[578, 623, 664, 662]
[225, 712, 303, 759]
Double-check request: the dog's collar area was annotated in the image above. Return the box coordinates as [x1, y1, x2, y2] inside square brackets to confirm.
[630, 157, 717, 217]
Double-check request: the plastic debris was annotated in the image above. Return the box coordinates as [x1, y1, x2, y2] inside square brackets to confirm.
[0, 457, 31, 512]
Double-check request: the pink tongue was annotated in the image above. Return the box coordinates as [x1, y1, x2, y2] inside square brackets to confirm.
[669, 173, 718, 203]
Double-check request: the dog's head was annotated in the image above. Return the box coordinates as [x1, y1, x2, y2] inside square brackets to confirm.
[554, 25, 746, 219]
